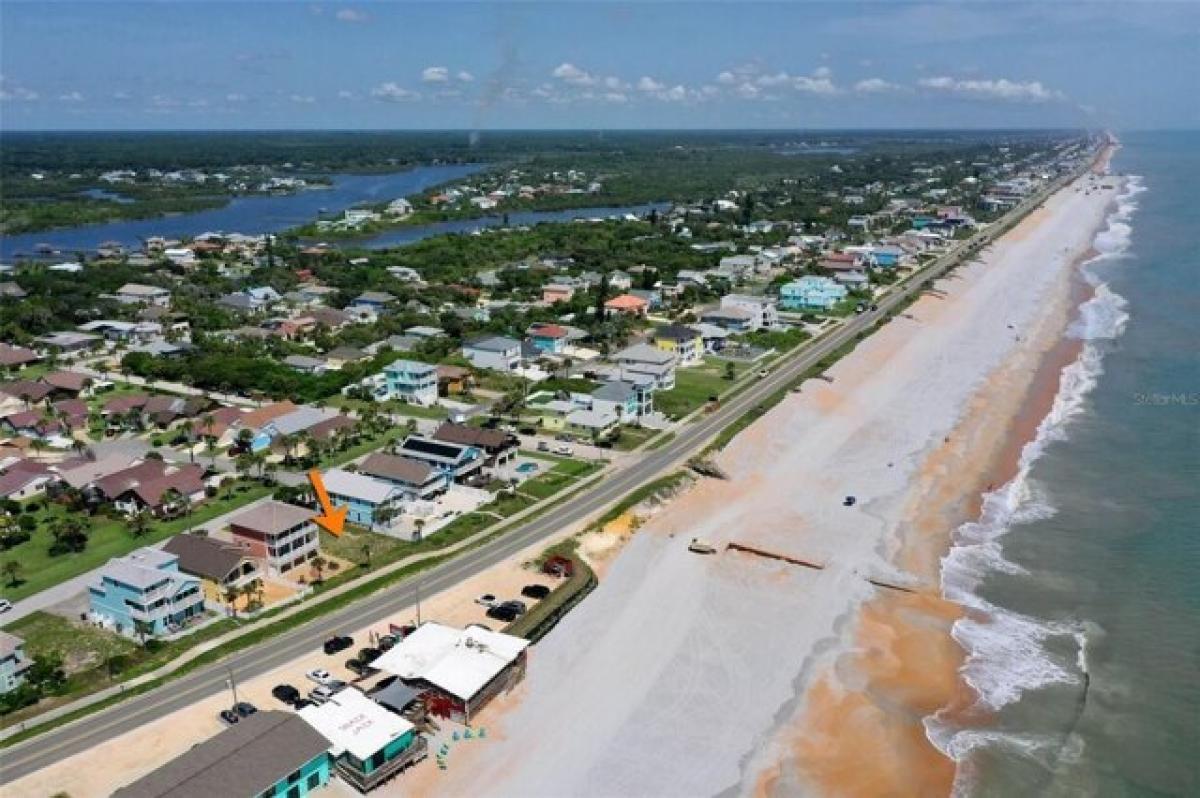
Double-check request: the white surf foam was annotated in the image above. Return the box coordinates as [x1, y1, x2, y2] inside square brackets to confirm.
[926, 175, 1143, 771]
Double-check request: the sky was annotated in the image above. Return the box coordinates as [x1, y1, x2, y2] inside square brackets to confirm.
[1, 1, 1197, 131]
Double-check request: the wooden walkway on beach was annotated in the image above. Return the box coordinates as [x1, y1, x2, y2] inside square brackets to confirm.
[725, 541, 918, 594]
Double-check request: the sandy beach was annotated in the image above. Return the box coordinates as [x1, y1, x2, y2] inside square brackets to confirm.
[421, 160, 1120, 798]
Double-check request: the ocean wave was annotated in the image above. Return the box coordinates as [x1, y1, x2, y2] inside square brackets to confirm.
[927, 173, 1143, 771]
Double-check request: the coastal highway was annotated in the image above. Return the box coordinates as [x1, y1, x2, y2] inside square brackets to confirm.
[0, 166, 1081, 783]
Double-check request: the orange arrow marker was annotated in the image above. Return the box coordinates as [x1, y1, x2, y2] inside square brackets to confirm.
[308, 469, 348, 536]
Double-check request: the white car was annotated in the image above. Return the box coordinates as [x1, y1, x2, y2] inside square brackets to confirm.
[475, 593, 498, 608]
[554, 444, 573, 455]
[0, 599, 12, 614]
[305, 668, 333, 685]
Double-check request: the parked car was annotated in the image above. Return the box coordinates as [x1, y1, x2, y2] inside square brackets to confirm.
[234, 702, 258, 718]
[271, 684, 300, 705]
[219, 709, 240, 725]
[758, 369, 770, 378]
[843, 495, 857, 507]
[537, 440, 550, 452]
[554, 444, 573, 455]
[475, 593, 498, 608]
[323, 635, 354, 655]
[310, 682, 345, 704]
[554, 434, 572, 442]
[358, 647, 382, 664]
[0, 599, 12, 614]
[306, 668, 334, 685]
[292, 698, 314, 710]
[497, 599, 527, 615]
[521, 584, 551, 599]
[377, 634, 398, 651]
[485, 605, 520, 622]
[346, 658, 372, 677]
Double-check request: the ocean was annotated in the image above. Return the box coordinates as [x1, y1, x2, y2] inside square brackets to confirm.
[929, 132, 1200, 797]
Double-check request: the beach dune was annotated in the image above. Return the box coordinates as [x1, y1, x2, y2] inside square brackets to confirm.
[426, 167, 1118, 798]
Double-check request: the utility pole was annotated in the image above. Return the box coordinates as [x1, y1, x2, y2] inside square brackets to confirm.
[226, 666, 239, 707]
[415, 577, 422, 626]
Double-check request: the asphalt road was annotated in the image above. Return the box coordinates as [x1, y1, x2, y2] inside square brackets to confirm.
[2, 174, 1072, 782]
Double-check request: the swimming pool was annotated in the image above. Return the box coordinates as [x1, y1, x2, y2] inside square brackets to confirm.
[515, 462, 539, 474]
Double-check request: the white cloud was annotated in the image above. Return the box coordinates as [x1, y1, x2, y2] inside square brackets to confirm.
[370, 82, 420, 102]
[58, 91, 85, 102]
[422, 66, 450, 83]
[918, 76, 1064, 102]
[814, 66, 833, 79]
[603, 76, 629, 91]
[854, 78, 899, 94]
[716, 71, 737, 86]
[337, 89, 355, 100]
[793, 74, 838, 95]
[335, 8, 367, 23]
[603, 92, 629, 104]
[736, 82, 761, 100]
[112, 91, 133, 101]
[637, 76, 666, 93]
[552, 62, 595, 86]
[226, 92, 248, 102]
[456, 70, 475, 83]
[290, 94, 316, 104]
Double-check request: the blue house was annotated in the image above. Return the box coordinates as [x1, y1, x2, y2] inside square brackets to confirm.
[779, 276, 849, 311]
[321, 468, 406, 529]
[89, 547, 205, 637]
[0, 632, 31, 695]
[866, 246, 903, 268]
[351, 291, 397, 312]
[382, 359, 438, 406]
[526, 323, 568, 355]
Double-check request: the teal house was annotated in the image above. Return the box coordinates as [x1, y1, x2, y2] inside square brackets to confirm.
[112, 711, 333, 798]
[779, 276, 849, 311]
[299, 687, 427, 792]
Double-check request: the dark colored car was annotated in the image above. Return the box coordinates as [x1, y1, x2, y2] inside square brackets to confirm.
[377, 635, 398, 651]
[359, 647, 382, 664]
[843, 495, 857, 507]
[323, 635, 354, 655]
[234, 702, 257, 718]
[346, 658, 369, 677]
[292, 698, 314, 710]
[272, 684, 300, 705]
[219, 709, 240, 725]
[497, 600, 527, 615]
[486, 605, 519, 622]
[521, 584, 552, 600]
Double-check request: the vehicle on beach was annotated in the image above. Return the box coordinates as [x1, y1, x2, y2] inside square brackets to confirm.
[475, 593, 498, 607]
[688, 538, 718, 554]
[843, 496, 857, 507]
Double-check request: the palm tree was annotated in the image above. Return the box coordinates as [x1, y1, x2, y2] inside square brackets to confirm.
[161, 487, 183, 519]
[132, 619, 155, 647]
[310, 555, 327, 584]
[224, 585, 241, 617]
[2, 559, 22, 587]
[361, 542, 372, 569]
[180, 419, 195, 463]
[128, 509, 150, 538]
[413, 517, 427, 542]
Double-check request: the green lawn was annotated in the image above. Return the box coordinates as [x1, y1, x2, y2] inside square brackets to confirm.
[610, 425, 658, 451]
[653, 358, 743, 419]
[0, 481, 272, 603]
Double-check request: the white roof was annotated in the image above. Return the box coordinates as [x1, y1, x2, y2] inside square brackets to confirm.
[298, 687, 414, 761]
[322, 468, 399, 504]
[372, 622, 530, 702]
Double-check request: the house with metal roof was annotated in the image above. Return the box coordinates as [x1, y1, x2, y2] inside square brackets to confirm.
[359, 453, 447, 501]
[462, 335, 522, 372]
[372, 622, 529, 724]
[112, 711, 332, 798]
[320, 469, 406, 530]
[162, 533, 260, 602]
